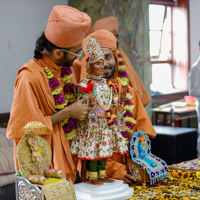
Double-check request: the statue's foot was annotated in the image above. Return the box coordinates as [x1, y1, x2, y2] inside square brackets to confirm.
[99, 177, 114, 183]
[88, 179, 104, 185]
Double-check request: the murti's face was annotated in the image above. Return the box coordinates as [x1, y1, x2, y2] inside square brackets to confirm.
[102, 48, 117, 79]
[90, 58, 104, 76]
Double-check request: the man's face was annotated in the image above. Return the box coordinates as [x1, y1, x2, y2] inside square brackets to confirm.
[102, 48, 117, 79]
[60, 44, 82, 67]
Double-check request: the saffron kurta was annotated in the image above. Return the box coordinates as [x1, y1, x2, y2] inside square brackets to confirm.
[7, 53, 77, 182]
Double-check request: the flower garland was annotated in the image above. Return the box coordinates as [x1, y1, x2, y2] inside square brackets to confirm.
[117, 49, 129, 86]
[45, 66, 77, 140]
[117, 49, 136, 143]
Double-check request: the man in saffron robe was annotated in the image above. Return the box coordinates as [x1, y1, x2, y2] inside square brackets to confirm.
[80, 30, 156, 184]
[7, 5, 91, 182]
[77, 16, 150, 106]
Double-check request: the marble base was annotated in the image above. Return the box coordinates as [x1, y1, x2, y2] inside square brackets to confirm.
[74, 179, 134, 200]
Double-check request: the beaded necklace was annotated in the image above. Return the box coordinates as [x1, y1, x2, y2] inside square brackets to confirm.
[96, 85, 113, 111]
[79, 76, 116, 127]
[87, 74, 106, 84]
[45, 66, 77, 140]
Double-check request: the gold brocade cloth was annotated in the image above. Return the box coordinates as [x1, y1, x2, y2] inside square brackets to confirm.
[37, 178, 76, 200]
[128, 168, 200, 199]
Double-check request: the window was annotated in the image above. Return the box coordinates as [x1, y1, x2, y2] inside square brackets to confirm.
[149, 4, 174, 93]
[149, 0, 189, 94]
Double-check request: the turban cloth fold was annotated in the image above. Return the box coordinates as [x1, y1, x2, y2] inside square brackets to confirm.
[83, 30, 117, 56]
[45, 5, 91, 48]
[93, 16, 118, 33]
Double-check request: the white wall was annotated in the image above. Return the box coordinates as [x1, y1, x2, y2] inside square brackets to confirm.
[189, 0, 200, 66]
[0, 0, 67, 113]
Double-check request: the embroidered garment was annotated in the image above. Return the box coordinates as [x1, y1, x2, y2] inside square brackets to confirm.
[130, 131, 169, 186]
[71, 76, 128, 160]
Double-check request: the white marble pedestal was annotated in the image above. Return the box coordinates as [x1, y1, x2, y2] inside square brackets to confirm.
[74, 179, 134, 200]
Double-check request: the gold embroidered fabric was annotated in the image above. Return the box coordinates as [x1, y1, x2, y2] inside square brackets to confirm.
[87, 171, 98, 179]
[41, 179, 76, 200]
[16, 121, 77, 200]
[128, 169, 200, 200]
[17, 132, 51, 178]
[99, 170, 106, 178]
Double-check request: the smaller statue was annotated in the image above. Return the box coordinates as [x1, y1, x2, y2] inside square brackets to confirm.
[129, 131, 169, 186]
[139, 135, 148, 159]
[17, 121, 63, 185]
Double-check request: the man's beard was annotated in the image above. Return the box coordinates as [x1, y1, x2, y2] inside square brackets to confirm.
[62, 52, 77, 67]
[103, 65, 117, 79]
[63, 57, 76, 67]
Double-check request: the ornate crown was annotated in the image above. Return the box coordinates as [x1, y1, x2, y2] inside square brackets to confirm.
[86, 36, 104, 64]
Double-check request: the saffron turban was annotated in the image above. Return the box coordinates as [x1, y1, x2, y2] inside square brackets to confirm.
[93, 16, 118, 33]
[83, 30, 117, 56]
[45, 5, 91, 48]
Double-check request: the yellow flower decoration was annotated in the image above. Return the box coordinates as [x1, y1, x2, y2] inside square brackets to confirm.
[63, 74, 73, 83]
[66, 129, 76, 140]
[124, 105, 135, 111]
[64, 94, 76, 101]
[124, 117, 136, 124]
[118, 57, 123, 62]
[52, 87, 62, 95]
[55, 102, 67, 110]
[126, 93, 133, 99]
[62, 118, 69, 125]
[118, 65, 126, 70]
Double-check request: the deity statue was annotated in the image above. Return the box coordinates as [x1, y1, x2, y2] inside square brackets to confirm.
[17, 121, 63, 185]
[71, 36, 128, 185]
[129, 131, 169, 186]
[139, 135, 148, 159]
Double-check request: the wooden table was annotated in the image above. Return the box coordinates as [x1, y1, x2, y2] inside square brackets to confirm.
[152, 104, 197, 127]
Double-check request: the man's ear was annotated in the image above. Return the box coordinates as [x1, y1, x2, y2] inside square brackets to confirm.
[53, 49, 64, 59]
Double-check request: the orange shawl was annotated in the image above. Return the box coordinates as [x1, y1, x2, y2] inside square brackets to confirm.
[7, 53, 77, 182]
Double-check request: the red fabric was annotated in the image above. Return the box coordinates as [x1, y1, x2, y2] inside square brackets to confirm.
[81, 80, 94, 94]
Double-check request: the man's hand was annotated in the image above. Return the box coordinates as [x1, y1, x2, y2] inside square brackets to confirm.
[67, 98, 90, 121]
[51, 98, 90, 125]
[123, 173, 136, 185]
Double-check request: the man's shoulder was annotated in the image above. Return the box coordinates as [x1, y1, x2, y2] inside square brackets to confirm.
[17, 59, 45, 83]
[19, 58, 39, 71]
